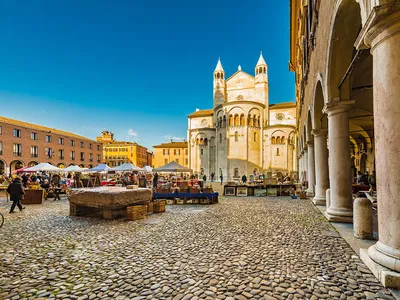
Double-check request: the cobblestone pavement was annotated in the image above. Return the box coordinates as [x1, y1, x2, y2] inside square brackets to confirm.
[0, 197, 396, 300]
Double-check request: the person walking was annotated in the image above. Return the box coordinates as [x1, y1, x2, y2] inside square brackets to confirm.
[220, 174, 223, 185]
[242, 174, 247, 184]
[153, 172, 159, 189]
[211, 172, 215, 182]
[7, 177, 25, 214]
[203, 174, 207, 185]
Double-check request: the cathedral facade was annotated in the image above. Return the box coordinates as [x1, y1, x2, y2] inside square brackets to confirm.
[188, 54, 297, 180]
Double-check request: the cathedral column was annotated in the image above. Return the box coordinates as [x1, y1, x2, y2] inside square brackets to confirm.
[312, 129, 329, 205]
[303, 146, 308, 184]
[306, 141, 315, 195]
[358, 4, 400, 274]
[323, 100, 354, 223]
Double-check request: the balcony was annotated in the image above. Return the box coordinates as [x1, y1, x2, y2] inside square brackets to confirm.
[31, 154, 38, 158]
[13, 152, 22, 157]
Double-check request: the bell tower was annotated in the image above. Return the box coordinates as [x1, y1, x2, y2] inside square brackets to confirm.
[213, 58, 226, 107]
[255, 52, 269, 125]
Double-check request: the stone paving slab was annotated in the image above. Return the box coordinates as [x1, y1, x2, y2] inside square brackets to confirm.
[0, 197, 396, 299]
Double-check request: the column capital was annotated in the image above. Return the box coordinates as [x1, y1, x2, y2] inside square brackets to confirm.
[312, 129, 328, 137]
[323, 99, 355, 116]
[355, 2, 400, 51]
[306, 141, 314, 147]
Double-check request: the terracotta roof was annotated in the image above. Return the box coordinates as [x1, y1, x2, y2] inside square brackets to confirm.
[269, 102, 296, 109]
[0, 116, 98, 142]
[153, 141, 188, 148]
[188, 109, 214, 118]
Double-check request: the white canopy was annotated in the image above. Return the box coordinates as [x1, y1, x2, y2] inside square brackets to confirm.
[85, 163, 112, 173]
[141, 165, 153, 172]
[24, 162, 62, 172]
[153, 161, 192, 173]
[63, 165, 85, 173]
[111, 163, 141, 172]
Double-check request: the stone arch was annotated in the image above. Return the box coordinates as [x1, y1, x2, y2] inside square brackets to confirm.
[10, 160, 25, 172]
[326, 0, 362, 102]
[28, 161, 39, 167]
[79, 164, 85, 168]
[0, 159, 6, 174]
[306, 109, 314, 143]
[240, 114, 245, 126]
[360, 152, 367, 173]
[234, 114, 239, 126]
[57, 163, 66, 169]
[313, 76, 328, 130]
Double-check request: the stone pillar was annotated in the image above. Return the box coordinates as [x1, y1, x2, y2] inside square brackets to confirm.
[354, 197, 373, 240]
[359, 5, 400, 273]
[303, 147, 308, 184]
[306, 141, 315, 195]
[323, 100, 354, 223]
[312, 129, 329, 205]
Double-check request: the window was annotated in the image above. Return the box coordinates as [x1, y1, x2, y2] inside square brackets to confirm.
[271, 137, 276, 144]
[163, 149, 169, 155]
[185, 149, 188, 155]
[89, 153, 93, 161]
[97, 154, 101, 162]
[276, 137, 281, 144]
[0, 141, 2, 155]
[254, 132, 257, 142]
[240, 114, 245, 126]
[89, 143, 93, 150]
[59, 149, 64, 159]
[200, 149, 203, 155]
[281, 137, 285, 144]
[70, 140, 75, 146]
[80, 152, 85, 161]
[80, 142, 84, 148]
[234, 168, 239, 178]
[276, 148, 280, 156]
[71, 151, 75, 160]
[14, 129, 21, 138]
[13, 144, 22, 156]
[235, 131, 238, 142]
[31, 132, 38, 140]
[164, 158, 168, 164]
[185, 159, 188, 165]
[0, 126, 2, 135]
[219, 134, 222, 143]
[31, 146, 38, 157]
[46, 135, 52, 142]
[97, 145, 101, 151]
[45, 148, 53, 158]
[58, 138, 64, 145]
[174, 149, 180, 155]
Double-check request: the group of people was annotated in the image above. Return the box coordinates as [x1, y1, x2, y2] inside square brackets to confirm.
[355, 170, 376, 189]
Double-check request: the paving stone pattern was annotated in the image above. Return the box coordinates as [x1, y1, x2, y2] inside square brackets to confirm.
[0, 197, 395, 299]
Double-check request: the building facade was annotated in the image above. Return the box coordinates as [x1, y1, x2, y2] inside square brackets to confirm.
[96, 131, 151, 168]
[0, 116, 103, 175]
[290, 0, 400, 287]
[153, 141, 188, 169]
[188, 55, 297, 180]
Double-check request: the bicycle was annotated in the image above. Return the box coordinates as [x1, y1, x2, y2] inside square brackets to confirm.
[0, 212, 4, 228]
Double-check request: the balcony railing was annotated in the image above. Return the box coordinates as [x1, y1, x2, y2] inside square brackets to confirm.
[13, 152, 22, 157]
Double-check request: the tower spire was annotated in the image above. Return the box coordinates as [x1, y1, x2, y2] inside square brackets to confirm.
[215, 57, 224, 72]
[256, 52, 267, 66]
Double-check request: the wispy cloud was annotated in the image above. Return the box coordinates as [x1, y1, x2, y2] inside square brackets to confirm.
[164, 135, 185, 141]
[128, 129, 138, 137]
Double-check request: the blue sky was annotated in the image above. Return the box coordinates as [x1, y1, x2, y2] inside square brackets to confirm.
[0, 0, 294, 149]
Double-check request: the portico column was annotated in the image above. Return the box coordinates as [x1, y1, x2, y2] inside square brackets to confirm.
[303, 146, 308, 184]
[312, 129, 329, 205]
[306, 141, 315, 195]
[359, 4, 400, 274]
[323, 100, 354, 223]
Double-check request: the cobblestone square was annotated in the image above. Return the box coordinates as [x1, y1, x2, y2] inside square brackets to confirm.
[0, 197, 395, 299]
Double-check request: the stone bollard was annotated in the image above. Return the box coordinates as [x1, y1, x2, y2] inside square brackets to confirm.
[326, 189, 331, 210]
[354, 197, 373, 239]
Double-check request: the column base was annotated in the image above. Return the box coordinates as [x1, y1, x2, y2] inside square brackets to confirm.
[323, 211, 353, 223]
[313, 196, 326, 206]
[360, 248, 400, 289]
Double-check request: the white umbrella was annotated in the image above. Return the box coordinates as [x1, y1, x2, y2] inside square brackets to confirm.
[64, 165, 84, 172]
[111, 163, 141, 172]
[141, 166, 153, 172]
[24, 162, 61, 172]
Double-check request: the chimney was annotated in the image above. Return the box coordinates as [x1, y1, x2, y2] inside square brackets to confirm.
[170, 139, 173, 143]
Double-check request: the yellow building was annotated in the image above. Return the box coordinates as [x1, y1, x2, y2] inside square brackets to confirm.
[96, 131, 150, 168]
[153, 140, 188, 168]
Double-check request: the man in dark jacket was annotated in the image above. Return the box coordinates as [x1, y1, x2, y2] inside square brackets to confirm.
[7, 177, 25, 213]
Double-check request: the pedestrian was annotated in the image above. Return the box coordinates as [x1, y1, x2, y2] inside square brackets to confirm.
[241, 174, 247, 183]
[7, 177, 25, 214]
[211, 172, 215, 182]
[220, 174, 223, 185]
[203, 174, 207, 184]
[153, 172, 159, 189]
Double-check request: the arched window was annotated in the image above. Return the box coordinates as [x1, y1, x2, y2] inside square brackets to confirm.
[271, 137, 276, 144]
[200, 149, 203, 155]
[235, 131, 238, 142]
[229, 115, 233, 126]
[281, 137, 285, 144]
[240, 114, 245, 126]
[253, 115, 257, 127]
[248, 115, 253, 127]
[223, 116, 226, 127]
[219, 134, 222, 143]
[258, 116, 261, 127]
[254, 132, 257, 142]
[234, 168, 239, 178]
[276, 148, 280, 156]
[204, 138, 208, 146]
[234, 114, 239, 126]
[276, 137, 281, 144]
[219, 117, 222, 128]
